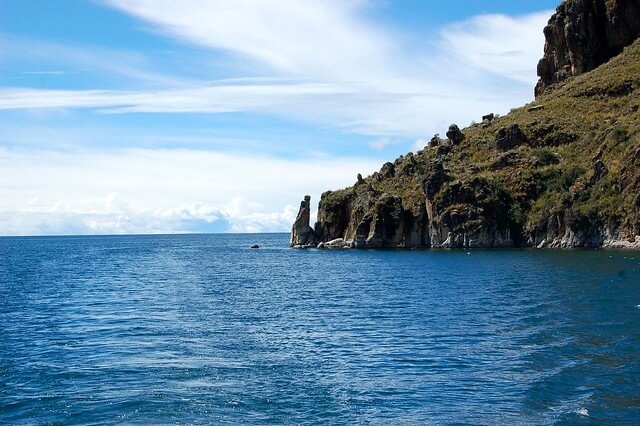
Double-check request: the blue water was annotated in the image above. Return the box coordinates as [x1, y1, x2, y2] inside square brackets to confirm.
[1, 234, 639, 424]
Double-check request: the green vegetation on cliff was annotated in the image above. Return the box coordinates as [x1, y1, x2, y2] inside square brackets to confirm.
[313, 39, 640, 248]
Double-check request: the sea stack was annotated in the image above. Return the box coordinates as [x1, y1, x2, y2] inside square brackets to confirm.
[290, 195, 319, 248]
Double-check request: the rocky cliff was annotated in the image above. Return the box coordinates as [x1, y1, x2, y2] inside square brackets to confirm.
[291, 0, 640, 249]
[535, 0, 640, 96]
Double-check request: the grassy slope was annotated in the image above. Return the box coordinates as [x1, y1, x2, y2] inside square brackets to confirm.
[322, 39, 640, 241]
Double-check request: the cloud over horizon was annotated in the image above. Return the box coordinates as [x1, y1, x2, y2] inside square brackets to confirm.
[0, 147, 380, 235]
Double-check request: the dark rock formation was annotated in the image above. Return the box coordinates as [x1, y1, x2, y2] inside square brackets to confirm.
[436, 142, 452, 157]
[535, 0, 640, 96]
[290, 195, 318, 248]
[495, 124, 527, 151]
[422, 160, 448, 198]
[379, 162, 395, 179]
[446, 124, 465, 145]
[482, 113, 495, 127]
[590, 159, 608, 184]
[425, 176, 515, 248]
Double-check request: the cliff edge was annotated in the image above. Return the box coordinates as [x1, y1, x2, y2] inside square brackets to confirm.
[291, 0, 640, 249]
[535, 0, 640, 96]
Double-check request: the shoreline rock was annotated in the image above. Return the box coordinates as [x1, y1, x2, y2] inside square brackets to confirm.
[290, 195, 319, 248]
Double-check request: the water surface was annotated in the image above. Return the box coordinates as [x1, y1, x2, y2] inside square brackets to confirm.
[1, 234, 639, 424]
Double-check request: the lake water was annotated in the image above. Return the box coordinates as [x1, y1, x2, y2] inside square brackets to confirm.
[1, 233, 639, 424]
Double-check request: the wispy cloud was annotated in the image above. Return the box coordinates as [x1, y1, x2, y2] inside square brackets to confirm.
[0, 35, 189, 87]
[439, 11, 550, 85]
[0, 4, 552, 137]
[368, 138, 398, 152]
[0, 82, 516, 138]
[103, 0, 396, 84]
[21, 70, 67, 75]
[0, 83, 351, 112]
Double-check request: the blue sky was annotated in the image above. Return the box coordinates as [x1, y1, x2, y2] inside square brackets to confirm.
[0, 0, 559, 235]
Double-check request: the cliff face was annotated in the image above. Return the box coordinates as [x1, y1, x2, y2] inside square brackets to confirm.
[535, 0, 640, 96]
[292, 0, 640, 249]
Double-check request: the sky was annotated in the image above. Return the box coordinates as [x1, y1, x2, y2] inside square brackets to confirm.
[0, 0, 560, 235]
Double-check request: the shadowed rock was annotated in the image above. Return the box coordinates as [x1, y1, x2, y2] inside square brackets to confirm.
[446, 124, 465, 145]
[496, 124, 527, 151]
[535, 0, 640, 96]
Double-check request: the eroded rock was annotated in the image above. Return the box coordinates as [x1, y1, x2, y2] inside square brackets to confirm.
[290, 195, 319, 248]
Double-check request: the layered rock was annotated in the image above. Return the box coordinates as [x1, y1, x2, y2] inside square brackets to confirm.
[535, 0, 640, 96]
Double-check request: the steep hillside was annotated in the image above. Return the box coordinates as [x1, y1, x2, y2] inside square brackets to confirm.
[291, 1, 640, 249]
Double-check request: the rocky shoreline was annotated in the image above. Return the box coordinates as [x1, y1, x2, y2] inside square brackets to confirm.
[291, 196, 640, 250]
[291, 0, 640, 250]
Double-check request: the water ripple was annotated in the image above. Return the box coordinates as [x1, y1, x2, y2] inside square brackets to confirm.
[1, 234, 639, 424]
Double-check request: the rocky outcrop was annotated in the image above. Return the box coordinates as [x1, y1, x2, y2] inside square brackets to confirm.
[495, 124, 527, 151]
[446, 124, 465, 145]
[306, 160, 518, 249]
[290, 195, 319, 248]
[291, 0, 640, 250]
[535, 0, 640, 96]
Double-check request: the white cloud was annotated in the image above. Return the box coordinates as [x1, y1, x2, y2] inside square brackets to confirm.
[0, 81, 519, 137]
[0, 197, 296, 235]
[368, 138, 397, 152]
[411, 138, 429, 153]
[0, 83, 351, 112]
[97, 1, 551, 133]
[439, 11, 550, 85]
[103, 0, 396, 84]
[0, 147, 380, 235]
[0, 4, 553, 137]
